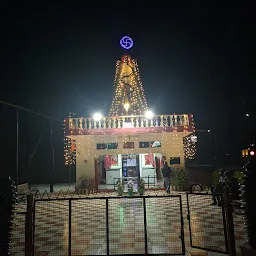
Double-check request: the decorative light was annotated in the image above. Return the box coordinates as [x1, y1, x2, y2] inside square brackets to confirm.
[145, 110, 154, 119]
[191, 135, 197, 143]
[183, 132, 197, 161]
[93, 113, 103, 121]
[124, 103, 130, 112]
[63, 53, 196, 173]
[250, 150, 255, 156]
[109, 56, 148, 117]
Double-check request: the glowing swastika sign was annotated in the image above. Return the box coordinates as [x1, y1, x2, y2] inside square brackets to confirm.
[120, 36, 133, 50]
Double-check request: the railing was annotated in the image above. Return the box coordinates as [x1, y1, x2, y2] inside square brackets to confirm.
[0, 178, 18, 255]
[65, 114, 193, 131]
[113, 176, 157, 189]
[32, 195, 185, 255]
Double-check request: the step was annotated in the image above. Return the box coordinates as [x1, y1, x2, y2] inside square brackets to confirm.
[187, 247, 208, 256]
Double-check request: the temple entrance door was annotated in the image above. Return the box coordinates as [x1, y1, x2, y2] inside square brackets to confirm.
[122, 154, 140, 179]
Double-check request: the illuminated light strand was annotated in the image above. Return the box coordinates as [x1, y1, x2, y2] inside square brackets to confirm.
[109, 55, 148, 117]
[64, 53, 196, 167]
[183, 132, 196, 161]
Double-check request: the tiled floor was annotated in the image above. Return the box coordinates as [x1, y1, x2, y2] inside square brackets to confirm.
[10, 191, 246, 255]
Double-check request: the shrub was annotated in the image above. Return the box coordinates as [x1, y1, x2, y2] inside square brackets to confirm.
[234, 170, 245, 184]
[212, 170, 220, 185]
[171, 166, 189, 191]
[116, 181, 124, 195]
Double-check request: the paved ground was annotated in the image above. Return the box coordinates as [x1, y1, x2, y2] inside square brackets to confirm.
[10, 190, 245, 255]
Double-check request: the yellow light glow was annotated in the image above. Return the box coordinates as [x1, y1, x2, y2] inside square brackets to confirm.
[124, 103, 129, 112]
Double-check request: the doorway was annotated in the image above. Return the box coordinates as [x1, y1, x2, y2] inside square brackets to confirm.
[98, 156, 106, 184]
[122, 154, 140, 178]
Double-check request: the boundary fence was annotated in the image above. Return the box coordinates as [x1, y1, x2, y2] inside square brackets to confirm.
[31, 195, 185, 256]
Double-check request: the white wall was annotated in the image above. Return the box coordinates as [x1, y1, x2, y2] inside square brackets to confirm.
[139, 153, 157, 183]
[106, 154, 122, 185]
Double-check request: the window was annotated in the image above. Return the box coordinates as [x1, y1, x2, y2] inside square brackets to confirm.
[108, 143, 118, 149]
[151, 141, 161, 147]
[170, 157, 180, 165]
[139, 141, 161, 148]
[123, 142, 134, 149]
[96, 143, 107, 150]
[97, 143, 118, 150]
[139, 142, 150, 148]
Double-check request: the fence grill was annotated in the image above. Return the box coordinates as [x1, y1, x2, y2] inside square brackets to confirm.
[186, 192, 228, 254]
[33, 195, 185, 256]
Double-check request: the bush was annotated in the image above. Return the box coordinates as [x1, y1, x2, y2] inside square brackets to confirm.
[212, 169, 244, 185]
[234, 170, 245, 184]
[116, 181, 124, 196]
[171, 166, 189, 191]
[138, 178, 145, 195]
[212, 170, 220, 185]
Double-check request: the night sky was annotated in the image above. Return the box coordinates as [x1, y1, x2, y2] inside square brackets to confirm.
[0, 3, 255, 182]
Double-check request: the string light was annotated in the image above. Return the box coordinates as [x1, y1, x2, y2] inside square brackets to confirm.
[109, 55, 148, 116]
[63, 114, 76, 166]
[183, 132, 197, 161]
[64, 115, 195, 166]
[63, 54, 196, 170]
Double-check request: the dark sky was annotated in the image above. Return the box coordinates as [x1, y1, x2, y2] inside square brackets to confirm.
[0, 2, 255, 181]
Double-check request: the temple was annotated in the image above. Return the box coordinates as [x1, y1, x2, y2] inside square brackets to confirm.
[64, 54, 196, 189]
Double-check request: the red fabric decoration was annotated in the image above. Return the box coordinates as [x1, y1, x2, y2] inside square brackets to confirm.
[149, 153, 156, 169]
[111, 155, 118, 166]
[104, 155, 111, 169]
[70, 140, 76, 153]
[144, 154, 156, 169]
[144, 155, 151, 165]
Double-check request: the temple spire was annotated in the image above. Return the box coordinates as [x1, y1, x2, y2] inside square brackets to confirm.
[109, 54, 148, 116]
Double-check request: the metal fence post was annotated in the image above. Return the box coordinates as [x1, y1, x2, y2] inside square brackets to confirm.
[224, 186, 236, 256]
[186, 193, 193, 247]
[32, 199, 36, 255]
[106, 198, 109, 256]
[143, 197, 148, 254]
[68, 199, 72, 256]
[221, 194, 229, 253]
[179, 195, 186, 255]
[25, 194, 33, 256]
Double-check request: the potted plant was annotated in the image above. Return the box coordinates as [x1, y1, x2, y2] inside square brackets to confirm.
[138, 178, 145, 195]
[116, 181, 124, 196]
[127, 180, 134, 197]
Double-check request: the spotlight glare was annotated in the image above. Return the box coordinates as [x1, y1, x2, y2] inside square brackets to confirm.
[93, 113, 103, 121]
[145, 110, 154, 119]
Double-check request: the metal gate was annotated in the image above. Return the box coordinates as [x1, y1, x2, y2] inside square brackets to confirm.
[32, 195, 185, 255]
[186, 192, 229, 254]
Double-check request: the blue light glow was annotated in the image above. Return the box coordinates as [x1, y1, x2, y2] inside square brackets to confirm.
[120, 36, 133, 50]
